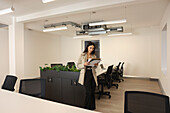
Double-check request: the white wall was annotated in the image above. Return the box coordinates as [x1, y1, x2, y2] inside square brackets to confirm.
[0, 28, 9, 85]
[160, 2, 170, 96]
[24, 30, 61, 78]
[59, 26, 161, 78]
[101, 27, 161, 78]
[59, 36, 82, 65]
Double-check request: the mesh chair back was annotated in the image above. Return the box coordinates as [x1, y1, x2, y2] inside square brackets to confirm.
[117, 62, 121, 70]
[119, 62, 125, 77]
[113, 62, 121, 77]
[125, 91, 170, 113]
[106, 65, 113, 75]
[105, 65, 113, 81]
[105, 65, 113, 88]
[121, 62, 124, 70]
[2, 75, 17, 91]
[51, 64, 63, 67]
[67, 62, 75, 68]
[19, 79, 46, 98]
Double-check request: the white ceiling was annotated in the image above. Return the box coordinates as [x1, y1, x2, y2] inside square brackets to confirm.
[0, 0, 169, 37]
[25, 0, 169, 36]
[0, 0, 92, 24]
[0, 0, 92, 16]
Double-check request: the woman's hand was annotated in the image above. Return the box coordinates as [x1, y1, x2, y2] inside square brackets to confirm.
[84, 62, 90, 66]
[94, 63, 98, 66]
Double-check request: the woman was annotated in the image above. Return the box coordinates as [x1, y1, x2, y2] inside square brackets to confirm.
[77, 41, 98, 110]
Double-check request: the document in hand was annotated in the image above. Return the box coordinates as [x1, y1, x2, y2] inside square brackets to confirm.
[88, 58, 101, 66]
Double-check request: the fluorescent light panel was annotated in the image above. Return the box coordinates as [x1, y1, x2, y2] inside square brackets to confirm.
[88, 30, 106, 35]
[0, 7, 14, 16]
[117, 28, 123, 31]
[89, 19, 127, 26]
[73, 35, 92, 39]
[108, 32, 132, 37]
[87, 28, 105, 32]
[43, 26, 67, 32]
[42, 0, 55, 3]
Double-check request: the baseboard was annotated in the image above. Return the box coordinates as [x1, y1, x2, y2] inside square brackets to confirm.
[158, 79, 166, 95]
[123, 75, 158, 80]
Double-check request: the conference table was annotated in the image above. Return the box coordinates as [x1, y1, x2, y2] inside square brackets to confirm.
[0, 89, 101, 113]
[96, 64, 109, 76]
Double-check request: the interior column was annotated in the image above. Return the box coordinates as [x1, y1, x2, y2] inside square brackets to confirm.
[8, 16, 24, 91]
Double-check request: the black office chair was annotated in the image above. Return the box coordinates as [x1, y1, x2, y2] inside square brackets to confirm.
[117, 62, 121, 68]
[111, 71, 119, 89]
[51, 63, 63, 67]
[100, 64, 106, 69]
[118, 62, 124, 82]
[19, 78, 46, 98]
[1, 75, 17, 91]
[124, 91, 170, 113]
[67, 62, 76, 68]
[112, 62, 122, 83]
[96, 65, 113, 99]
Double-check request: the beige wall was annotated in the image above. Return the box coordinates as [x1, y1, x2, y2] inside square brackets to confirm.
[24, 29, 61, 78]
[101, 27, 161, 78]
[59, 36, 82, 65]
[160, 2, 170, 96]
[0, 28, 9, 85]
[59, 26, 161, 78]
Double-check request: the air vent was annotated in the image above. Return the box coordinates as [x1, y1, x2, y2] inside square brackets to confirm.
[76, 31, 88, 36]
[76, 26, 123, 36]
[82, 24, 106, 31]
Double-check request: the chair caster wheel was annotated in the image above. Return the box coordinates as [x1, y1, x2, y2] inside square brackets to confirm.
[115, 84, 118, 89]
[109, 95, 111, 99]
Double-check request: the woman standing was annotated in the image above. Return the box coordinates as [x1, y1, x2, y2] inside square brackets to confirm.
[77, 41, 98, 110]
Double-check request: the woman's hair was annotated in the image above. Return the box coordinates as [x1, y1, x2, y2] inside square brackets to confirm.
[83, 41, 95, 54]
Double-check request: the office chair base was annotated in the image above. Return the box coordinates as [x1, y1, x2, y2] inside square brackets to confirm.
[120, 79, 124, 82]
[96, 91, 111, 100]
[119, 76, 124, 82]
[113, 79, 124, 83]
[112, 84, 118, 89]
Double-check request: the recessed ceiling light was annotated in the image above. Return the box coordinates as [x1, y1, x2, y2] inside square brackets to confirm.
[42, 0, 55, 3]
